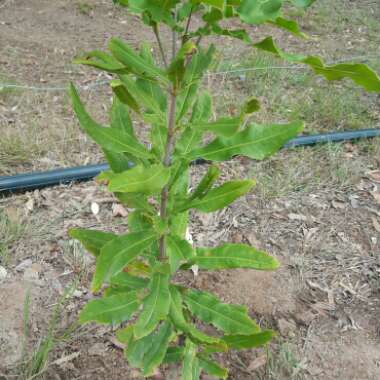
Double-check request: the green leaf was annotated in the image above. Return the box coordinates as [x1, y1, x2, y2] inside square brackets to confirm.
[134, 272, 171, 339]
[119, 75, 165, 118]
[176, 47, 215, 122]
[184, 289, 259, 335]
[103, 150, 133, 174]
[237, 0, 283, 25]
[150, 122, 167, 159]
[169, 286, 221, 345]
[69, 228, 116, 257]
[168, 41, 197, 88]
[179, 180, 255, 213]
[168, 164, 190, 238]
[122, 321, 172, 375]
[193, 116, 241, 138]
[222, 330, 275, 349]
[195, 0, 225, 10]
[141, 322, 173, 376]
[73, 50, 127, 73]
[270, 17, 307, 38]
[92, 230, 157, 292]
[167, 235, 195, 273]
[211, 24, 252, 43]
[110, 272, 149, 290]
[116, 192, 155, 213]
[111, 80, 140, 114]
[192, 243, 280, 270]
[163, 347, 184, 363]
[190, 91, 213, 123]
[189, 165, 220, 200]
[79, 291, 140, 324]
[186, 121, 304, 161]
[69, 84, 152, 159]
[175, 90, 213, 156]
[170, 211, 189, 239]
[182, 339, 200, 380]
[109, 38, 168, 82]
[128, 210, 153, 232]
[254, 37, 380, 92]
[198, 357, 228, 379]
[116, 324, 133, 344]
[290, 0, 316, 8]
[127, 0, 180, 26]
[137, 77, 167, 112]
[242, 97, 260, 114]
[108, 164, 171, 194]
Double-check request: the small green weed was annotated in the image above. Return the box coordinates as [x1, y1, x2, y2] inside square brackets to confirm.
[0, 210, 25, 265]
[19, 282, 77, 380]
[76, 2, 94, 16]
[266, 341, 306, 380]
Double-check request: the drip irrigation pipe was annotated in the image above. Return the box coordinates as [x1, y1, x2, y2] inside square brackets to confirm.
[1, 128, 379, 195]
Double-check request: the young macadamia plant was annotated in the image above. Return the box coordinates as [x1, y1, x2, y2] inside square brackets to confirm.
[69, 1, 380, 378]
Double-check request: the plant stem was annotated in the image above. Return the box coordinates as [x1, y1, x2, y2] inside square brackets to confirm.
[182, 6, 193, 44]
[159, 10, 181, 259]
[159, 88, 177, 260]
[153, 24, 168, 68]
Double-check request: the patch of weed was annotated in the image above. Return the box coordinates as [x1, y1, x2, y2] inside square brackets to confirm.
[76, 2, 94, 16]
[0, 209, 25, 265]
[266, 341, 306, 379]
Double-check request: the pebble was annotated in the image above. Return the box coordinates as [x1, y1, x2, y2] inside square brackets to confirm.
[15, 259, 33, 272]
[0, 266, 7, 282]
[277, 318, 297, 338]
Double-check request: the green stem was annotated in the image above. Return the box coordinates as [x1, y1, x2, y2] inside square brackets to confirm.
[153, 24, 168, 68]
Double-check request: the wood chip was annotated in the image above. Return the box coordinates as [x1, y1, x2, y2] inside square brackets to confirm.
[52, 352, 80, 366]
[372, 217, 380, 233]
[112, 203, 128, 217]
[247, 355, 267, 372]
[288, 213, 307, 222]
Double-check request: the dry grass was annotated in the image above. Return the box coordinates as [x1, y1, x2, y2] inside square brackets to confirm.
[250, 139, 380, 199]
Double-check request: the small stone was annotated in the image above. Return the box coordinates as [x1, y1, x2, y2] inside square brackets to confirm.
[288, 213, 307, 222]
[88, 342, 107, 356]
[23, 267, 39, 282]
[91, 202, 100, 215]
[73, 289, 83, 298]
[0, 266, 7, 282]
[15, 259, 33, 272]
[277, 318, 297, 337]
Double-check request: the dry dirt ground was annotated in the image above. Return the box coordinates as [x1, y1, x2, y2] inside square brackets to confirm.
[1, 0, 380, 379]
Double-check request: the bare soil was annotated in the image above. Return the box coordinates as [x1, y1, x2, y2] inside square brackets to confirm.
[0, 1, 379, 379]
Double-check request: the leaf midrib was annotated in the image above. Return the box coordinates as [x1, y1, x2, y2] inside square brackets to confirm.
[185, 293, 253, 332]
[192, 126, 299, 158]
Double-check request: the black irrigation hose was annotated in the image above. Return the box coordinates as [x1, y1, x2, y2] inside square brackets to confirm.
[1, 128, 379, 195]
